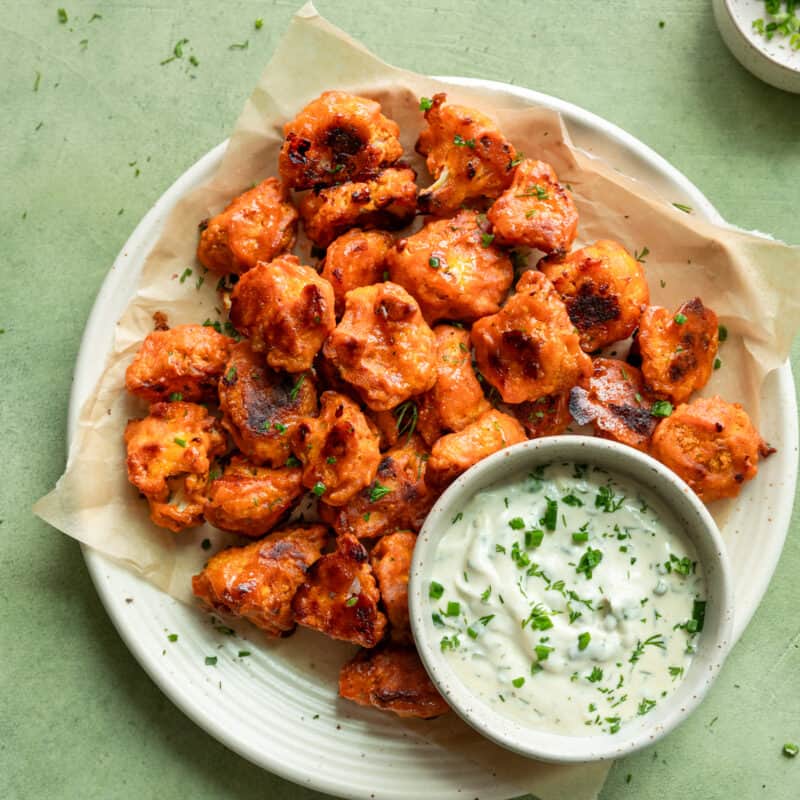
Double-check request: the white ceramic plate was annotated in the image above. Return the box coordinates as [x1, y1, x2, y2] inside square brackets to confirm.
[72, 77, 798, 800]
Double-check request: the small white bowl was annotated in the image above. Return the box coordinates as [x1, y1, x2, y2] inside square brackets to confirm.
[713, 0, 800, 93]
[409, 436, 735, 763]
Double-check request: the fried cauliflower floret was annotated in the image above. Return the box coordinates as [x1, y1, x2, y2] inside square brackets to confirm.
[124, 324, 233, 403]
[319, 435, 435, 539]
[320, 228, 394, 316]
[636, 298, 719, 404]
[487, 159, 578, 254]
[539, 240, 649, 353]
[196, 178, 298, 275]
[204, 456, 304, 537]
[191, 525, 328, 636]
[471, 270, 592, 404]
[279, 91, 403, 190]
[370, 531, 416, 641]
[414, 324, 490, 445]
[299, 166, 418, 248]
[512, 392, 572, 439]
[292, 533, 387, 647]
[416, 93, 517, 217]
[323, 282, 437, 411]
[650, 397, 772, 503]
[569, 359, 657, 451]
[427, 408, 526, 488]
[124, 402, 226, 531]
[229, 254, 335, 373]
[217, 341, 317, 467]
[339, 643, 449, 719]
[292, 391, 382, 506]
[387, 210, 514, 324]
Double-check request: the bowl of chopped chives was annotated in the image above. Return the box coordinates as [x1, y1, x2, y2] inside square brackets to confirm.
[713, 0, 800, 93]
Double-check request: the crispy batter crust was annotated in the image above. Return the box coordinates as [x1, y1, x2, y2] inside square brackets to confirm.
[197, 178, 298, 275]
[191, 525, 329, 636]
[370, 530, 416, 641]
[323, 282, 437, 411]
[471, 270, 592, 404]
[218, 341, 317, 467]
[387, 210, 514, 324]
[292, 391, 382, 506]
[339, 643, 450, 719]
[204, 456, 304, 537]
[292, 533, 387, 647]
[650, 396, 771, 503]
[279, 91, 403, 190]
[539, 239, 649, 353]
[416, 93, 517, 216]
[229, 254, 335, 373]
[636, 298, 719, 404]
[125, 324, 233, 403]
[569, 358, 657, 451]
[487, 158, 578, 253]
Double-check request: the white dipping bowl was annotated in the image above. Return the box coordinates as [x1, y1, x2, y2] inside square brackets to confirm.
[713, 0, 800, 93]
[409, 436, 734, 763]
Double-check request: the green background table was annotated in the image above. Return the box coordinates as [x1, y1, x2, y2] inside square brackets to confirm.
[2, 1, 798, 797]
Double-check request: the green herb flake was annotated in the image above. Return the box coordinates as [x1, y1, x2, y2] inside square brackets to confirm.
[714, 358, 722, 370]
[634, 246, 650, 263]
[542, 497, 558, 531]
[511, 676, 526, 688]
[445, 601, 461, 617]
[535, 644, 553, 661]
[168, 392, 183, 402]
[783, 743, 799, 758]
[673, 202, 692, 213]
[576, 548, 603, 580]
[588, 666, 603, 683]
[637, 698, 657, 715]
[525, 529, 544, 548]
[453, 134, 476, 148]
[452, 512, 464, 524]
[238, 650, 251, 658]
[273, 422, 287, 434]
[179, 267, 192, 283]
[674, 312, 688, 325]
[173, 437, 187, 447]
[419, 96, 433, 111]
[509, 517, 525, 530]
[167, 633, 178, 642]
[204, 656, 217, 666]
[285, 455, 301, 468]
[651, 400, 673, 417]
[718, 324, 728, 342]
[229, 40, 249, 50]
[668, 665, 684, 680]
[578, 631, 591, 651]
[288, 374, 306, 402]
[429, 581, 444, 599]
[572, 530, 590, 544]
[369, 482, 392, 503]
[312, 482, 326, 497]
[58, 8, 68, 24]
[254, 18, 264, 29]
[428, 256, 440, 269]
[562, 493, 583, 507]
[345, 596, 358, 607]
[481, 233, 495, 248]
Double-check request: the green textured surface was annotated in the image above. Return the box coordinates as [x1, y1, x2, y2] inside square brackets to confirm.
[2, 1, 799, 798]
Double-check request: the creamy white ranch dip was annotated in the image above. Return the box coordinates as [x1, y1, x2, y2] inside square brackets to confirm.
[428, 462, 706, 737]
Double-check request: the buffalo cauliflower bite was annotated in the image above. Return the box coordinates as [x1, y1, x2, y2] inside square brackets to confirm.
[204, 456, 304, 537]
[650, 397, 772, 503]
[229, 254, 335, 373]
[487, 159, 578, 254]
[569, 359, 657, 451]
[125, 324, 233, 403]
[323, 282, 437, 411]
[471, 270, 592, 404]
[292, 533, 387, 648]
[387, 210, 514, 324]
[370, 530, 416, 642]
[512, 392, 572, 439]
[416, 93, 517, 216]
[196, 178, 298, 275]
[191, 524, 328, 636]
[636, 298, 719, 404]
[299, 166, 418, 248]
[414, 324, 490, 445]
[124, 401, 227, 532]
[279, 91, 403, 190]
[319, 435, 435, 539]
[539, 240, 649, 353]
[292, 391, 382, 506]
[320, 228, 394, 316]
[218, 341, 317, 468]
[339, 643, 449, 719]
[427, 408, 527, 488]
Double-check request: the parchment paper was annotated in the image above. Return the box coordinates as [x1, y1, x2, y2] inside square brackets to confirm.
[34, 4, 800, 799]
